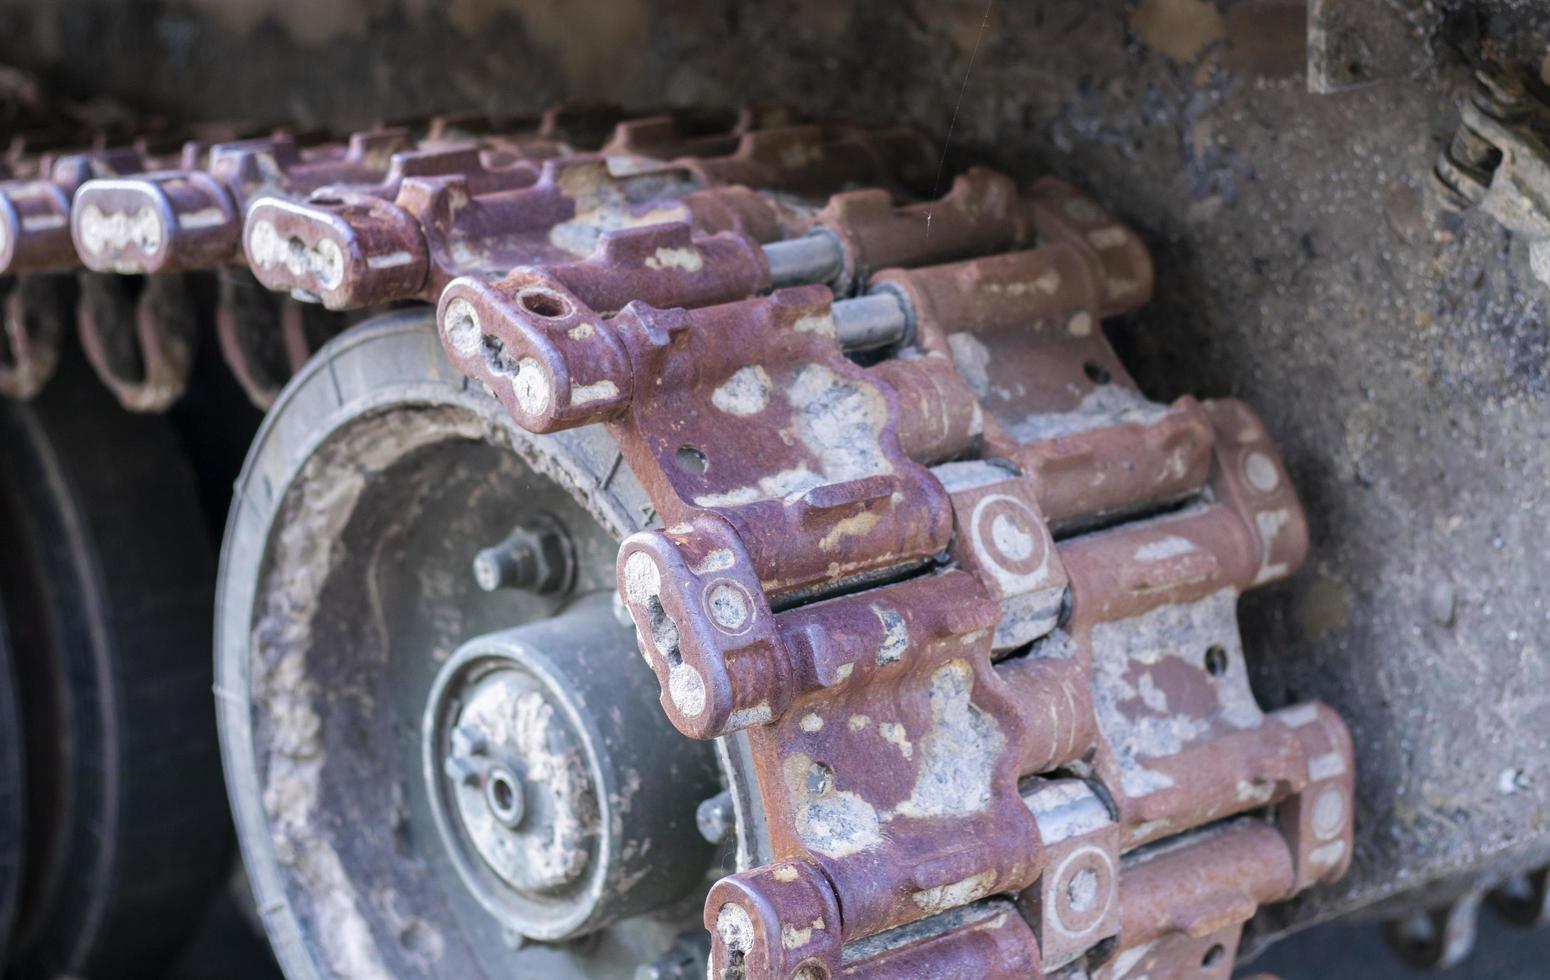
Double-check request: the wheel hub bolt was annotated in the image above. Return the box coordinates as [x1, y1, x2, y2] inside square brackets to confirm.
[696, 790, 735, 845]
[471, 513, 575, 595]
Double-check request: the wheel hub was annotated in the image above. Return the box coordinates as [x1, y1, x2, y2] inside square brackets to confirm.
[425, 595, 719, 943]
[430, 641, 599, 917]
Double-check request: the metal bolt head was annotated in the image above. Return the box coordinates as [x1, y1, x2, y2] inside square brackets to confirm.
[471, 513, 575, 595]
[472, 543, 531, 592]
[696, 790, 735, 845]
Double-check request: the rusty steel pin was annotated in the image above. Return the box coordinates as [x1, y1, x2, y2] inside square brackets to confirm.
[761, 229, 845, 287]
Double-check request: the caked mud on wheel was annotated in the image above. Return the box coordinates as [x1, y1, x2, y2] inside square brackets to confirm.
[216, 310, 732, 978]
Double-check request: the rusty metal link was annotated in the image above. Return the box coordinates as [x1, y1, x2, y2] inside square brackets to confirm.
[0, 140, 209, 276]
[2, 107, 936, 412]
[440, 171, 1354, 976]
[1383, 890, 1485, 971]
[73, 106, 848, 285]
[214, 269, 351, 409]
[74, 270, 200, 412]
[242, 121, 934, 311]
[71, 127, 428, 275]
[6, 115, 510, 407]
[453, 279, 955, 598]
[426, 170, 1044, 405]
[837, 900, 1043, 978]
[432, 169, 1079, 442]
[9, 83, 1358, 973]
[0, 273, 71, 398]
[414, 113, 570, 160]
[0, 124, 285, 408]
[68, 115, 557, 277]
[600, 106, 795, 160]
[251, 162, 784, 310]
[1093, 819, 1294, 978]
[1491, 867, 1550, 929]
[591, 111, 931, 193]
[872, 177, 1195, 531]
[541, 103, 673, 150]
[1434, 65, 1550, 286]
[644, 123, 935, 197]
[459, 103, 785, 157]
[794, 166, 1030, 294]
[676, 394, 1347, 977]
[3, 131, 89, 181]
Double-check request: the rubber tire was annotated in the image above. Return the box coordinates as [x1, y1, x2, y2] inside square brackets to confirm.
[0, 597, 23, 962]
[0, 352, 232, 979]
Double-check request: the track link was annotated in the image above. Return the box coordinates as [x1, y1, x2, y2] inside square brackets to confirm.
[3, 79, 1355, 979]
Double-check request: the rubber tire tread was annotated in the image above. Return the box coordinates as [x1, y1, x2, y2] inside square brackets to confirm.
[0, 599, 24, 961]
[0, 353, 230, 980]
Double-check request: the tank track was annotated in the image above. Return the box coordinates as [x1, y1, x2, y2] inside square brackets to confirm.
[0, 82, 1355, 978]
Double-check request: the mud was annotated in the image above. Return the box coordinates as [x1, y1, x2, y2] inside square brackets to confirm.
[6, 0, 1549, 953]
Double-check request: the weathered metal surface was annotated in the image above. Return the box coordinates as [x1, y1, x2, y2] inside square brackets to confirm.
[428, 219, 774, 331]
[441, 174, 1353, 974]
[72, 108, 921, 291]
[804, 166, 1027, 293]
[74, 270, 199, 412]
[422, 594, 719, 943]
[599, 107, 788, 160]
[213, 269, 351, 409]
[0, 273, 69, 399]
[470, 513, 577, 595]
[241, 122, 933, 310]
[1382, 888, 1484, 971]
[0, 109, 942, 417]
[6, 1, 1550, 973]
[834, 900, 1043, 979]
[0, 122, 243, 407]
[431, 171, 1047, 410]
[1, 139, 215, 275]
[71, 128, 424, 274]
[0, 55, 1370, 975]
[1491, 868, 1550, 931]
[1095, 819, 1294, 978]
[872, 178, 1202, 532]
[1435, 66, 1550, 287]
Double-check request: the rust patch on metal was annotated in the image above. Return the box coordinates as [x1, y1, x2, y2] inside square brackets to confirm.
[441, 170, 1350, 975]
